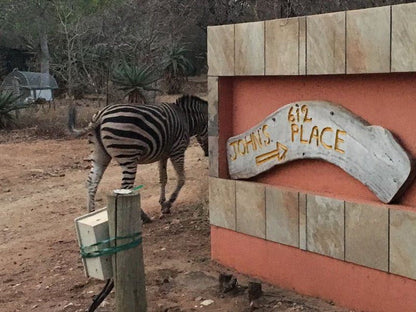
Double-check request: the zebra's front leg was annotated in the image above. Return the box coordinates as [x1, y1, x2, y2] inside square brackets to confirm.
[161, 154, 185, 214]
[87, 154, 110, 212]
[120, 162, 152, 223]
[158, 158, 168, 205]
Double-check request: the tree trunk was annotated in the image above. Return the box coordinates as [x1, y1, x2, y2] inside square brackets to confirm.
[39, 26, 50, 74]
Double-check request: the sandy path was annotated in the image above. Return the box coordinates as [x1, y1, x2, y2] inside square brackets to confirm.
[0, 138, 348, 312]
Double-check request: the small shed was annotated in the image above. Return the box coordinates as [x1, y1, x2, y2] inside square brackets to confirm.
[1, 69, 58, 103]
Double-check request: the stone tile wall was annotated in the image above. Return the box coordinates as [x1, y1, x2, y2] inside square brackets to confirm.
[306, 195, 345, 260]
[346, 6, 391, 73]
[390, 209, 416, 279]
[391, 3, 416, 72]
[307, 12, 345, 75]
[206, 3, 416, 184]
[234, 22, 264, 76]
[345, 202, 389, 271]
[265, 18, 300, 75]
[207, 2, 416, 284]
[207, 25, 234, 76]
[206, 4, 416, 184]
[209, 177, 416, 281]
[207, 3, 416, 77]
[266, 187, 299, 247]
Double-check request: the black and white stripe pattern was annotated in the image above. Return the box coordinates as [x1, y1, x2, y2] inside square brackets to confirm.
[69, 95, 208, 222]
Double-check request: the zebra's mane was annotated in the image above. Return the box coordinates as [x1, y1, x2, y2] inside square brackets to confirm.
[175, 95, 207, 106]
[172, 95, 208, 117]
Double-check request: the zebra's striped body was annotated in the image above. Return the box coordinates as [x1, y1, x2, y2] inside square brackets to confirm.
[69, 95, 208, 222]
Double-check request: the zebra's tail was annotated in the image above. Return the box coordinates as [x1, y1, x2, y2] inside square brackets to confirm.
[68, 105, 97, 137]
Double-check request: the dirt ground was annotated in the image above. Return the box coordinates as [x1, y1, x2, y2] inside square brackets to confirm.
[0, 135, 352, 312]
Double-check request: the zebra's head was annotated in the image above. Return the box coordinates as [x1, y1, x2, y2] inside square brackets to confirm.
[176, 95, 209, 157]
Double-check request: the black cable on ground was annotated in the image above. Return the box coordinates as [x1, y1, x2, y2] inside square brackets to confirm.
[87, 278, 114, 312]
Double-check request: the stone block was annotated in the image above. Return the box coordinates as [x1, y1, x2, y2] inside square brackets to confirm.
[307, 12, 346, 75]
[345, 202, 388, 271]
[266, 187, 299, 247]
[307, 195, 344, 260]
[207, 25, 235, 76]
[298, 17, 306, 75]
[235, 21, 265, 76]
[236, 181, 266, 238]
[390, 209, 416, 279]
[265, 18, 299, 75]
[207, 76, 218, 136]
[209, 178, 236, 230]
[346, 6, 390, 74]
[392, 3, 416, 72]
[299, 193, 307, 250]
[208, 136, 219, 177]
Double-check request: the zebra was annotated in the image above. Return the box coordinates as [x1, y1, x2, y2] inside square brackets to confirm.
[68, 95, 208, 223]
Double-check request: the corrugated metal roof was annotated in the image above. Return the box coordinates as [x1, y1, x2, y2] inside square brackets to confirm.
[2, 69, 58, 89]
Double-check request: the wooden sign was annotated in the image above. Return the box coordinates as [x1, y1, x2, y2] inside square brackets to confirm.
[227, 101, 414, 203]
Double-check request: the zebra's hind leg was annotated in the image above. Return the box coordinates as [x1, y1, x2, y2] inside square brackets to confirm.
[158, 158, 168, 205]
[162, 154, 185, 214]
[87, 153, 111, 212]
[120, 161, 152, 224]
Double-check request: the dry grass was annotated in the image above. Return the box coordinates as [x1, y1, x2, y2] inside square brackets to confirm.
[0, 99, 103, 143]
[0, 75, 208, 143]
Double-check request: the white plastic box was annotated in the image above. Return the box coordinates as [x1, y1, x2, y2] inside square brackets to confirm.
[74, 208, 113, 280]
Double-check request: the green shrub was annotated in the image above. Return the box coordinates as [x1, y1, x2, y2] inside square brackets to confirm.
[0, 92, 25, 129]
[162, 45, 195, 94]
[112, 62, 160, 104]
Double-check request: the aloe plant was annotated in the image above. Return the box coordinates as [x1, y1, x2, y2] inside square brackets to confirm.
[112, 63, 160, 104]
[0, 92, 23, 129]
[162, 45, 195, 94]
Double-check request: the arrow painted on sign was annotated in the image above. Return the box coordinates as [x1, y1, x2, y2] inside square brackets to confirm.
[255, 142, 288, 165]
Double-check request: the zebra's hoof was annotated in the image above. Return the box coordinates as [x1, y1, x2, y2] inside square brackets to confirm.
[161, 202, 172, 214]
[141, 211, 152, 224]
[161, 208, 171, 214]
[142, 216, 152, 224]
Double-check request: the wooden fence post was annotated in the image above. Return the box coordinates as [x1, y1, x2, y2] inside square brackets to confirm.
[107, 190, 147, 312]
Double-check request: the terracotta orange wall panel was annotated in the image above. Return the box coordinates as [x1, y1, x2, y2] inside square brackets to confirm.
[218, 73, 416, 206]
[218, 77, 234, 179]
[211, 226, 416, 312]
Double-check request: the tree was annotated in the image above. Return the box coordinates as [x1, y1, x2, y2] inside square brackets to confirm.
[3, 0, 412, 99]
[0, 0, 120, 97]
[0, 0, 53, 74]
[50, 0, 119, 98]
[162, 45, 195, 94]
[112, 63, 159, 104]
